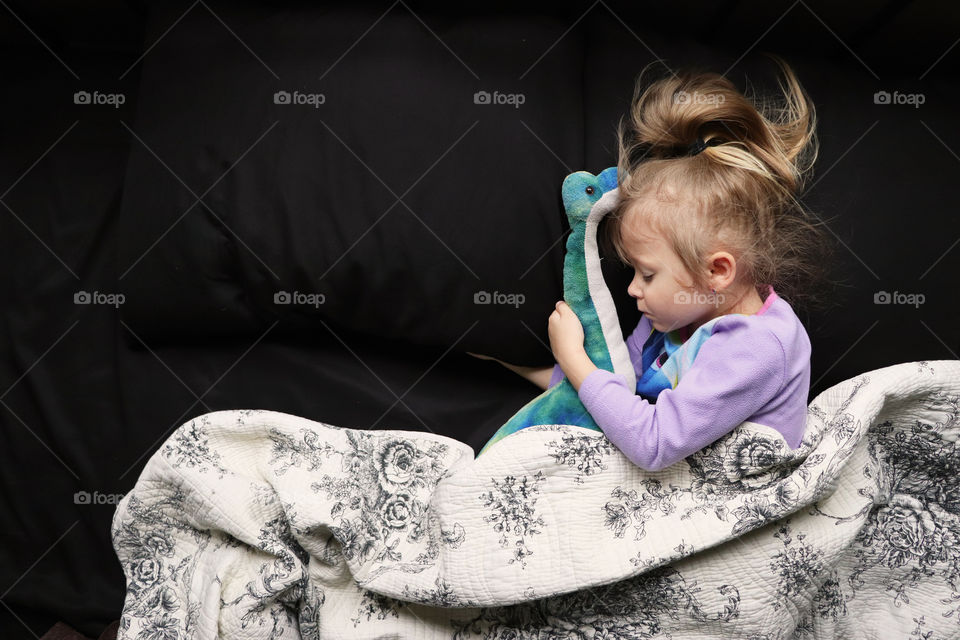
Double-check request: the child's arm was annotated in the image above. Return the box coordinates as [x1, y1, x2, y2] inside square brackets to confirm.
[467, 353, 555, 391]
[548, 312, 652, 391]
[499, 361, 555, 391]
[577, 321, 788, 471]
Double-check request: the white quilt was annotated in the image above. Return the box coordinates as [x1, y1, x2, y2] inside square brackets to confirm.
[111, 359, 960, 639]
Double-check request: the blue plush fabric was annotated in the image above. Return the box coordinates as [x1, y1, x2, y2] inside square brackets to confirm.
[477, 167, 635, 456]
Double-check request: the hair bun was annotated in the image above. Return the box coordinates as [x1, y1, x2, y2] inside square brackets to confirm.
[617, 55, 818, 197]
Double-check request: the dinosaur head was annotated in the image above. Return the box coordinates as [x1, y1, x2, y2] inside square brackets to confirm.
[560, 166, 619, 225]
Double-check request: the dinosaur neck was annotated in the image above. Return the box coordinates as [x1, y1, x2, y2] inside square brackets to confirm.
[563, 223, 591, 308]
[563, 221, 610, 367]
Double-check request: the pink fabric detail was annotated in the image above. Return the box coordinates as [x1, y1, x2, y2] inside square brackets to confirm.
[755, 285, 777, 316]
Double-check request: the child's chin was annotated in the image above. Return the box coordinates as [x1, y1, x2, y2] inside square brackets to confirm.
[652, 319, 680, 332]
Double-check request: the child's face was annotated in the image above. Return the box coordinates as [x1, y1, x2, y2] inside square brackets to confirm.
[621, 219, 716, 334]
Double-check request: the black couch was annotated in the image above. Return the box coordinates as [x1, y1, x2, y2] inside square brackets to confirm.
[2, 1, 958, 637]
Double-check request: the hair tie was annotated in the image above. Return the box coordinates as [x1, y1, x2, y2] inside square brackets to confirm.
[687, 136, 723, 157]
[628, 137, 724, 163]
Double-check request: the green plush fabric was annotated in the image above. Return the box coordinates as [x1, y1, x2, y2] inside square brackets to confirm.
[477, 167, 635, 456]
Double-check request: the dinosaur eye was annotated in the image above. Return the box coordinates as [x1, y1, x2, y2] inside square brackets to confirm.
[585, 186, 595, 195]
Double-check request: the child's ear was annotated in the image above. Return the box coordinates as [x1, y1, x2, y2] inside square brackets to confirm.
[706, 251, 738, 290]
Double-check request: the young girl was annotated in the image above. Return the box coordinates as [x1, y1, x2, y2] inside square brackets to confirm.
[472, 56, 833, 471]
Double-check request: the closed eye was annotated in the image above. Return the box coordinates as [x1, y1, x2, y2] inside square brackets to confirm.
[642, 273, 654, 282]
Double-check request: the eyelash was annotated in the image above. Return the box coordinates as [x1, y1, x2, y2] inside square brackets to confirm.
[642, 274, 654, 282]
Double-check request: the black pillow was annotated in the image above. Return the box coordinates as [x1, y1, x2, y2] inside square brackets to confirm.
[118, 1, 610, 364]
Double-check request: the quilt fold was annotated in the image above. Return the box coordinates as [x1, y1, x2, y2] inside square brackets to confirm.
[112, 359, 960, 639]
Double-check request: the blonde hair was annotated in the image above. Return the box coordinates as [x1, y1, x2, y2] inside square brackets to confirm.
[605, 54, 836, 312]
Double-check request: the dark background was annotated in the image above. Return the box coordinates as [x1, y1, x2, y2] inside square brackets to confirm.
[1, 0, 958, 637]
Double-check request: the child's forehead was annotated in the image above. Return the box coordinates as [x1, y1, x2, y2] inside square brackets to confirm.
[621, 213, 668, 251]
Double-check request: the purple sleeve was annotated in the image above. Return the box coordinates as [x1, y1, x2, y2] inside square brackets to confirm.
[548, 363, 565, 389]
[577, 320, 786, 472]
[624, 315, 653, 371]
[549, 316, 650, 390]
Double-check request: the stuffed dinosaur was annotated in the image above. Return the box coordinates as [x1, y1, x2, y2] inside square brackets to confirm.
[477, 167, 635, 456]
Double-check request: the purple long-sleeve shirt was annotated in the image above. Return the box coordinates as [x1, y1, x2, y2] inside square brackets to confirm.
[548, 286, 811, 471]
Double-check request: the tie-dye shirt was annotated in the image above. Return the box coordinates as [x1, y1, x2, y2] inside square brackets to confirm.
[548, 285, 811, 471]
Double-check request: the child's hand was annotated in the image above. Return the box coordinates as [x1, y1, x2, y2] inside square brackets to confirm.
[548, 300, 585, 364]
[466, 352, 498, 362]
[549, 301, 597, 392]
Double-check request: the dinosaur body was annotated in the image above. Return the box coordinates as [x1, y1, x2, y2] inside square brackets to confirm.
[477, 167, 635, 456]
